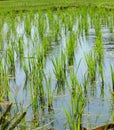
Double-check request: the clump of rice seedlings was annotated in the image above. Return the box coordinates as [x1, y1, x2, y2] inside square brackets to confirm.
[54, 21, 60, 42]
[32, 62, 45, 104]
[46, 77, 53, 110]
[85, 51, 96, 84]
[52, 54, 66, 82]
[64, 71, 85, 130]
[38, 12, 47, 38]
[66, 32, 77, 66]
[94, 35, 104, 63]
[94, 35, 104, 84]
[47, 10, 61, 42]
[67, 15, 73, 32]
[7, 47, 15, 67]
[37, 46, 45, 71]
[110, 65, 114, 92]
[94, 19, 101, 38]
[30, 80, 39, 121]
[50, 16, 60, 42]
[18, 37, 24, 58]
[30, 70, 44, 121]
[42, 36, 51, 57]
[69, 71, 79, 96]
[81, 9, 89, 36]
[7, 46, 15, 76]
[24, 15, 31, 36]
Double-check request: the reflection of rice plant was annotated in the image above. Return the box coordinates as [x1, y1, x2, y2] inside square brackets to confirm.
[110, 65, 114, 91]
[0, 103, 26, 130]
[64, 72, 85, 130]
[85, 52, 96, 84]
[56, 76, 66, 94]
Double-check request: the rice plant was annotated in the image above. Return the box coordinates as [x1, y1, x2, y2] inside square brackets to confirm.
[6, 45, 15, 76]
[66, 32, 77, 65]
[64, 71, 85, 130]
[36, 46, 46, 71]
[42, 36, 51, 56]
[25, 15, 31, 36]
[46, 77, 53, 110]
[38, 12, 47, 38]
[94, 36, 104, 64]
[18, 37, 24, 59]
[94, 36, 104, 84]
[52, 53, 66, 82]
[85, 51, 96, 84]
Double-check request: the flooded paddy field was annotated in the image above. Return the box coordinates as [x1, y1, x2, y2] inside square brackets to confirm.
[0, 7, 114, 130]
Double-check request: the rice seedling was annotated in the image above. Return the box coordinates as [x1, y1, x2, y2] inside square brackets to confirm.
[18, 37, 24, 58]
[94, 19, 101, 38]
[7, 45, 15, 66]
[81, 9, 89, 36]
[85, 51, 96, 84]
[48, 13, 61, 42]
[38, 12, 47, 38]
[46, 77, 53, 110]
[37, 46, 46, 70]
[24, 15, 31, 36]
[94, 34, 104, 84]
[42, 36, 51, 56]
[66, 32, 77, 65]
[64, 71, 85, 130]
[52, 52, 66, 82]
[69, 71, 78, 96]
[94, 36, 104, 64]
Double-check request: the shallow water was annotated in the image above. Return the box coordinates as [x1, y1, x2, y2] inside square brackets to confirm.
[0, 8, 114, 130]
